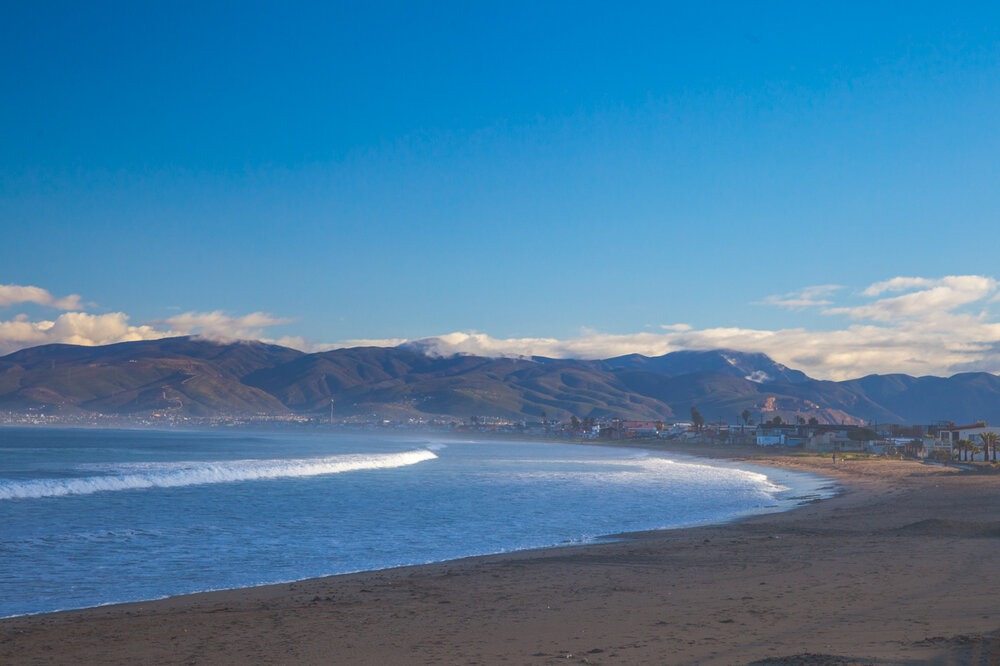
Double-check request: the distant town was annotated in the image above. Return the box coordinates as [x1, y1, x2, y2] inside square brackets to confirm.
[4, 408, 998, 464]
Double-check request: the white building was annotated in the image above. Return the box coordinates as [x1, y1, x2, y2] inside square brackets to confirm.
[935, 424, 1000, 459]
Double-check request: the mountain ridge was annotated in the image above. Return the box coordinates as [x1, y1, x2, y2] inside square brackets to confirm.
[1, 336, 997, 425]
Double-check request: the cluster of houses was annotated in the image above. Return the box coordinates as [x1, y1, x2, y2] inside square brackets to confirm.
[681, 420, 1000, 460]
[456, 416, 1000, 461]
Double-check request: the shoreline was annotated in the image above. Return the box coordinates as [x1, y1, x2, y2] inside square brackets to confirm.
[0, 441, 836, 621]
[5, 448, 1000, 664]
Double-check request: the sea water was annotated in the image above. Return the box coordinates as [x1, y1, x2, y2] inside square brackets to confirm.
[0, 427, 833, 618]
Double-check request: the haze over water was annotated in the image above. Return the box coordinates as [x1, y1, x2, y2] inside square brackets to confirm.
[0, 428, 832, 617]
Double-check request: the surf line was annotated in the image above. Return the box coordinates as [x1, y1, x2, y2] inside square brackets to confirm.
[0, 449, 438, 500]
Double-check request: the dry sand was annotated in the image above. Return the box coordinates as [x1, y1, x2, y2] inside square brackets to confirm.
[3, 451, 1000, 665]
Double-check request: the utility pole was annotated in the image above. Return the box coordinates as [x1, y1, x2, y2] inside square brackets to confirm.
[330, 398, 335, 425]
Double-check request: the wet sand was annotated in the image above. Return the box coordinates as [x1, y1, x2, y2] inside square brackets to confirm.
[3, 452, 1000, 665]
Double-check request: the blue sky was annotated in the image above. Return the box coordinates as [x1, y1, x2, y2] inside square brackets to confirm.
[3, 2, 1000, 379]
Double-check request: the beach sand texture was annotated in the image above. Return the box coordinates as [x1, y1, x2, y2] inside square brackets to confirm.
[3, 456, 1000, 665]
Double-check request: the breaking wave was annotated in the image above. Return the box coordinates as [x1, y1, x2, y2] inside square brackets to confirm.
[0, 449, 438, 500]
[506, 455, 787, 495]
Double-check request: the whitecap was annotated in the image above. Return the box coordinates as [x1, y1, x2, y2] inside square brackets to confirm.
[0, 449, 438, 500]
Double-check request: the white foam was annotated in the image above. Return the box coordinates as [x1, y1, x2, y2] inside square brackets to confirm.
[0, 449, 438, 500]
[501, 455, 788, 495]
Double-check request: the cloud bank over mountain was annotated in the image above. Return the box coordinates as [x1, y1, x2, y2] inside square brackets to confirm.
[2, 275, 1000, 381]
[341, 275, 1000, 380]
[0, 294, 291, 356]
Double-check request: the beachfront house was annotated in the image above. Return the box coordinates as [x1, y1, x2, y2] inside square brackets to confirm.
[755, 426, 786, 446]
[754, 424, 806, 446]
[753, 423, 814, 448]
[620, 420, 662, 438]
[935, 424, 1000, 460]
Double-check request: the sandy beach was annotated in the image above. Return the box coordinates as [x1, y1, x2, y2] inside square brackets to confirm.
[3, 450, 1000, 665]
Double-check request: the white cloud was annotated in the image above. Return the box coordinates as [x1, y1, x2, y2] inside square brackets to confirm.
[316, 275, 1000, 380]
[0, 283, 83, 310]
[6, 276, 1000, 381]
[46, 312, 164, 347]
[758, 284, 844, 309]
[861, 276, 935, 297]
[158, 311, 294, 342]
[825, 275, 998, 322]
[316, 336, 408, 352]
[268, 335, 314, 351]
[0, 293, 297, 355]
[0, 312, 166, 355]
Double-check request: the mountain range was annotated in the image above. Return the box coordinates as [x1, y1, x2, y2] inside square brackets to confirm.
[1, 336, 998, 425]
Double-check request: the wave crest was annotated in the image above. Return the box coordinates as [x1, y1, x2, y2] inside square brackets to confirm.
[0, 449, 438, 500]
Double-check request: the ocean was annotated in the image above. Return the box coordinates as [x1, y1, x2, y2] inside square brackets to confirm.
[0, 427, 833, 618]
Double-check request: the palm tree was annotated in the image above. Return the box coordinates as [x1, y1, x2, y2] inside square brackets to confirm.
[979, 432, 998, 462]
[955, 438, 970, 461]
[968, 440, 982, 462]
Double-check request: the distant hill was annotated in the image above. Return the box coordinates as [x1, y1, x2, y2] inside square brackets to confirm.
[0, 337, 301, 417]
[1, 336, 999, 425]
[602, 349, 811, 384]
[244, 348, 672, 421]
